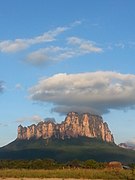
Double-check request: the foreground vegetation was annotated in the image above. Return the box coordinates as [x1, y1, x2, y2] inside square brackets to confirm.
[0, 159, 106, 169]
[0, 159, 135, 169]
[0, 169, 135, 179]
[1, 159, 135, 168]
[0, 159, 135, 179]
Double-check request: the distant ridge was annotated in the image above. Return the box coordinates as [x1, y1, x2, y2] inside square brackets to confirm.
[118, 143, 135, 150]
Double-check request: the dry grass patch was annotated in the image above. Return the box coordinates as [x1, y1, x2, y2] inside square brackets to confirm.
[0, 169, 134, 179]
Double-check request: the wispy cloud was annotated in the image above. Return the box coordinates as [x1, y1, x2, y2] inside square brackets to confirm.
[115, 42, 125, 49]
[26, 37, 102, 66]
[16, 115, 56, 125]
[67, 36, 102, 53]
[0, 122, 8, 127]
[15, 83, 24, 90]
[0, 21, 84, 53]
[29, 71, 135, 115]
[0, 21, 104, 67]
[0, 26, 69, 53]
[26, 46, 66, 66]
[16, 115, 44, 124]
[0, 81, 5, 93]
[125, 138, 135, 146]
[106, 41, 135, 50]
[127, 41, 135, 49]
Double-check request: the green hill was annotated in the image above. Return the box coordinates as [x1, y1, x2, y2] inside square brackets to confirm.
[0, 137, 135, 163]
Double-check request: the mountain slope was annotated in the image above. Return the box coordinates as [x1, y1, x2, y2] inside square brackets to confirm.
[0, 137, 135, 163]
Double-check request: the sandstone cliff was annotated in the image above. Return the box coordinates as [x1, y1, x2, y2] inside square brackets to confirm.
[17, 112, 114, 143]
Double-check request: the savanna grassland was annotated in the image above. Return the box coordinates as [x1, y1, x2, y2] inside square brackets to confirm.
[0, 160, 135, 179]
[0, 169, 134, 179]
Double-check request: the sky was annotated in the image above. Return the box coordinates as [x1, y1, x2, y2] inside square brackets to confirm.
[0, 0, 135, 147]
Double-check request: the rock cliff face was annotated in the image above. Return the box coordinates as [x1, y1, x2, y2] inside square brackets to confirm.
[17, 112, 114, 143]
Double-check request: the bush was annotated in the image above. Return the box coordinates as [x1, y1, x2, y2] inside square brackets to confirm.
[83, 160, 106, 169]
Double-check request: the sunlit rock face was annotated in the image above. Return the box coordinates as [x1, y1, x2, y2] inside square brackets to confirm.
[17, 112, 114, 143]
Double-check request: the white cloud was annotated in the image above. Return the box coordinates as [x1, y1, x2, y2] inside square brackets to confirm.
[16, 115, 56, 125]
[0, 21, 102, 66]
[29, 71, 135, 115]
[70, 20, 82, 27]
[26, 37, 102, 66]
[26, 46, 66, 66]
[107, 41, 135, 50]
[0, 26, 68, 53]
[15, 83, 23, 90]
[67, 36, 102, 53]
[0, 122, 8, 127]
[16, 115, 44, 124]
[115, 42, 125, 49]
[125, 138, 135, 146]
[0, 39, 29, 53]
[0, 21, 83, 53]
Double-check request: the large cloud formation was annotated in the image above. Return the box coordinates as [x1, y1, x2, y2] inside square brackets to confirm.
[29, 71, 135, 115]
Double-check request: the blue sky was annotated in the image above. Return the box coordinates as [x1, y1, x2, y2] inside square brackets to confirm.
[0, 0, 135, 146]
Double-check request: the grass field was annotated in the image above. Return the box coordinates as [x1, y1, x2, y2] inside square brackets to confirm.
[0, 169, 134, 179]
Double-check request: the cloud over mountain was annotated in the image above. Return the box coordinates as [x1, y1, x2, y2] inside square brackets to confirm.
[16, 115, 56, 125]
[29, 71, 135, 115]
[16, 115, 44, 124]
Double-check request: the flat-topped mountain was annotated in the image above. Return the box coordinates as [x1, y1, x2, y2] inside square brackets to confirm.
[17, 112, 114, 143]
[1, 112, 135, 163]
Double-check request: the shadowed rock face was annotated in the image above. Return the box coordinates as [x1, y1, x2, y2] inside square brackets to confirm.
[17, 112, 114, 143]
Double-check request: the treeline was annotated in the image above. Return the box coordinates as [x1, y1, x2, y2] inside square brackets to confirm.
[0, 159, 107, 169]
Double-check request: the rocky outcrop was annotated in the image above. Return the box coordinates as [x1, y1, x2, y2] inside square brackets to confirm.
[17, 112, 114, 143]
